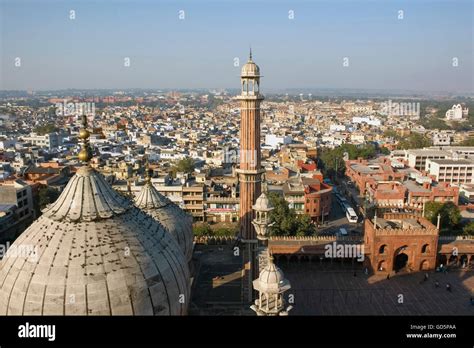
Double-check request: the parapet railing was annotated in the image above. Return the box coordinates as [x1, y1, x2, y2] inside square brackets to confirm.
[193, 235, 364, 244]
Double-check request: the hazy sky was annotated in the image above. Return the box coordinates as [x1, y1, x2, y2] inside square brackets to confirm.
[1, 0, 473, 92]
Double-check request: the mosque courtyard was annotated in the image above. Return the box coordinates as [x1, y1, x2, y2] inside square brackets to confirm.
[280, 262, 474, 315]
[190, 244, 474, 316]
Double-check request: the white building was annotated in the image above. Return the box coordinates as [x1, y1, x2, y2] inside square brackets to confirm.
[329, 124, 346, 132]
[425, 158, 474, 184]
[432, 132, 452, 147]
[22, 132, 62, 150]
[265, 134, 292, 149]
[352, 116, 381, 127]
[445, 104, 468, 121]
[350, 133, 365, 144]
[0, 179, 35, 222]
[407, 149, 451, 171]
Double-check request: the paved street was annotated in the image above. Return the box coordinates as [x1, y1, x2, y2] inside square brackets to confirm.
[317, 190, 363, 236]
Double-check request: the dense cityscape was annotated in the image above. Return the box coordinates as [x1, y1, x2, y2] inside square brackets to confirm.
[1, 83, 473, 314]
[0, 0, 472, 346]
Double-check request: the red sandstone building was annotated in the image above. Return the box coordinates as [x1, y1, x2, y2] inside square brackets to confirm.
[346, 157, 459, 210]
[364, 213, 439, 273]
[283, 176, 332, 222]
[303, 179, 332, 222]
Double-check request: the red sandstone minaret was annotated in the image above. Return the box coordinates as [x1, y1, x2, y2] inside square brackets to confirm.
[236, 49, 265, 302]
[237, 49, 264, 241]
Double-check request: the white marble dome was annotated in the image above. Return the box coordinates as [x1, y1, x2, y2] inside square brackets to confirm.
[253, 256, 290, 293]
[253, 192, 273, 212]
[0, 166, 190, 315]
[134, 181, 193, 263]
[241, 59, 260, 77]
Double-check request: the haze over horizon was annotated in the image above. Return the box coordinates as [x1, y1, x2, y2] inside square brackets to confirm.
[1, 0, 473, 93]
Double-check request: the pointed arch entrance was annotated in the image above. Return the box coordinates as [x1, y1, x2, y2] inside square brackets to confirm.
[393, 245, 409, 272]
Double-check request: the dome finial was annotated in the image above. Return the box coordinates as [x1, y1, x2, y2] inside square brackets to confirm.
[267, 248, 274, 263]
[249, 46, 252, 61]
[78, 115, 92, 163]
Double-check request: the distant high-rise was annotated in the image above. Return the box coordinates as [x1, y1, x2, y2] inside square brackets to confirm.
[236, 50, 265, 301]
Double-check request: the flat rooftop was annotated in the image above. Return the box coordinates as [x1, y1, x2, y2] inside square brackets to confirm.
[428, 159, 474, 166]
[403, 180, 430, 193]
[408, 149, 450, 156]
[374, 218, 423, 230]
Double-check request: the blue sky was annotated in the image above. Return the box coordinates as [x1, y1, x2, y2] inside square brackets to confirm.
[0, 0, 472, 92]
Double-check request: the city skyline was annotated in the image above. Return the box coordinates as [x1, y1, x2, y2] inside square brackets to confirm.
[1, 0, 473, 93]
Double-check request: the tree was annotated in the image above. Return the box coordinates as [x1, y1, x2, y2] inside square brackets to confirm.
[460, 137, 474, 146]
[295, 214, 317, 236]
[214, 227, 238, 236]
[38, 187, 60, 210]
[420, 116, 449, 130]
[441, 202, 461, 227]
[424, 201, 443, 223]
[397, 133, 431, 150]
[34, 123, 59, 135]
[193, 223, 213, 236]
[267, 192, 316, 236]
[424, 201, 461, 232]
[318, 143, 376, 178]
[170, 157, 195, 178]
[462, 222, 474, 236]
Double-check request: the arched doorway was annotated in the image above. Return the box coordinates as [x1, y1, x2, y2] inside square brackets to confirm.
[421, 244, 430, 254]
[393, 245, 409, 272]
[460, 254, 468, 268]
[394, 253, 408, 272]
[378, 260, 387, 271]
[438, 254, 447, 267]
[420, 260, 429, 270]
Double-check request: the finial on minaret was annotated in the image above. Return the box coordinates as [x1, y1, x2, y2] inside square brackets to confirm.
[78, 115, 92, 163]
[249, 46, 253, 61]
[267, 248, 273, 263]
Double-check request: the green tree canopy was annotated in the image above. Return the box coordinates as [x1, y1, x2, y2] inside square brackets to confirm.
[397, 133, 431, 150]
[460, 137, 474, 146]
[34, 123, 59, 135]
[424, 201, 461, 233]
[462, 221, 474, 236]
[170, 157, 195, 178]
[267, 192, 317, 236]
[38, 187, 60, 210]
[193, 223, 212, 236]
[192, 223, 238, 237]
[318, 143, 376, 178]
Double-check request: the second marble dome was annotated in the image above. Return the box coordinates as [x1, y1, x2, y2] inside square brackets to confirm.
[134, 179, 194, 263]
